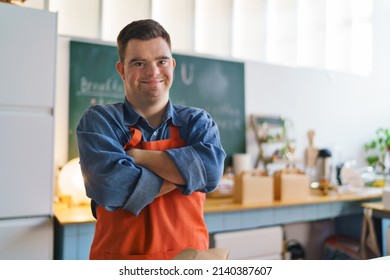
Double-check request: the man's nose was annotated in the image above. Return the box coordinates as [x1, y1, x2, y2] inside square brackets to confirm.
[146, 63, 159, 77]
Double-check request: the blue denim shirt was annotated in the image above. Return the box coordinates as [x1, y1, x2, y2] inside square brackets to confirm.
[76, 99, 226, 216]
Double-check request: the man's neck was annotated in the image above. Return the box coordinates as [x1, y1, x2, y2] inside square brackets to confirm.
[139, 102, 168, 128]
[126, 95, 169, 128]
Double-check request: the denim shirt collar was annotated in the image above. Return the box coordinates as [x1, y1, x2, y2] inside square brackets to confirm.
[123, 98, 184, 128]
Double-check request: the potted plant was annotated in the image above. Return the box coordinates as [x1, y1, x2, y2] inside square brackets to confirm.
[364, 128, 390, 173]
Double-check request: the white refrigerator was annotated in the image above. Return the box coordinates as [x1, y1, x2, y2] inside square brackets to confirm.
[0, 3, 57, 259]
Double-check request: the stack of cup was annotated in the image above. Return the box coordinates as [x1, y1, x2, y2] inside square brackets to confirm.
[233, 153, 252, 175]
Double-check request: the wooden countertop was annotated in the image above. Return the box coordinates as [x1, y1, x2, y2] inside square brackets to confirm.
[204, 187, 382, 213]
[54, 187, 382, 225]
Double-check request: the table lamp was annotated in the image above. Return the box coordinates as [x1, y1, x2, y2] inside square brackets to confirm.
[57, 157, 90, 206]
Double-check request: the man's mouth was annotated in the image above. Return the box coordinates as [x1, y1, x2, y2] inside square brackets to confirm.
[142, 78, 163, 85]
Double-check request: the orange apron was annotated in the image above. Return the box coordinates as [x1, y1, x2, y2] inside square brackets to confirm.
[89, 124, 209, 260]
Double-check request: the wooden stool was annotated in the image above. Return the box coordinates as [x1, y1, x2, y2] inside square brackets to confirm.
[360, 208, 381, 259]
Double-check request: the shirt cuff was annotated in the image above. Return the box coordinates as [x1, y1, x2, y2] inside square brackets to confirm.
[165, 146, 206, 195]
[122, 167, 162, 216]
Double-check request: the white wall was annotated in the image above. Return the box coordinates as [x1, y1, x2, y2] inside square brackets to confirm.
[53, 0, 390, 175]
[245, 0, 390, 170]
[245, 61, 390, 169]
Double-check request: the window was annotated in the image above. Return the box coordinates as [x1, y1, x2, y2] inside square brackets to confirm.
[232, 0, 373, 76]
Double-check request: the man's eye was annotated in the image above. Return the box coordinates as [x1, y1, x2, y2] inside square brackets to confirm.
[159, 60, 168, 65]
[133, 61, 145, 67]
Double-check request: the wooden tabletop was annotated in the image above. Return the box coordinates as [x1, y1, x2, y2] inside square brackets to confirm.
[361, 201, 390, 220]
[204, 188, 382, 213]
[362, 201, 390, 213]
[361, 202, 386, 211]
[54, 187, 382, 225]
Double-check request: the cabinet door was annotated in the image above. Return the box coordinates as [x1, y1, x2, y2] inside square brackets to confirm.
[0, 217, 53, 260]
[0, 112, 54, 218]
[0, 4, 57, 108]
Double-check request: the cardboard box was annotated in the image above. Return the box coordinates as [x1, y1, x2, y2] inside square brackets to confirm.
[234, 170, 273, 204]
[273, 169, 310, 200]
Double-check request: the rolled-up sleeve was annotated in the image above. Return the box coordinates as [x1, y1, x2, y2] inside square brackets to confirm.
[77, 107, 162, 216]
[165, 109, 226, 194]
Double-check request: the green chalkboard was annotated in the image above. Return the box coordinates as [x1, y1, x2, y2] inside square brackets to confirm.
[68, 41, 125, 160]
[170, 54, 246, 166]
[68, 41, 246, 165]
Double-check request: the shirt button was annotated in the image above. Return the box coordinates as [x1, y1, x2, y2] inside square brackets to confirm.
[153, 131, 157, 136]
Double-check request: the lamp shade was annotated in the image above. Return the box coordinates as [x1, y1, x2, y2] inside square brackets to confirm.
[58, 157, 90, 205]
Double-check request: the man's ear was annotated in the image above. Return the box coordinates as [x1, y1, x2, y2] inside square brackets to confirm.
[116, 61, 125, 79]
[172, 58, 176, 69]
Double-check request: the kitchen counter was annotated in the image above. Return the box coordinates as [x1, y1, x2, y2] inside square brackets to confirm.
[54, 187, 382, 224]
[204, 187, 382, 213]
[53, 187, 382, 259]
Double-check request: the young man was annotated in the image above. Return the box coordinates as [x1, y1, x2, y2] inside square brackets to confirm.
[76, 19, 226, 260]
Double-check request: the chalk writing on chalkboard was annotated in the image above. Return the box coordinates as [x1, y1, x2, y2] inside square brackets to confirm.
[78, 76, 124, 97]
[68, 41, 125, 160]
[68, 41, 246, 165]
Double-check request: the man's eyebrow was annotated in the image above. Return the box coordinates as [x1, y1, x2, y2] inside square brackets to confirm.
[129, 58, 145, 63]
[129, 56, 171, 63]
[156, 56, 171, 60]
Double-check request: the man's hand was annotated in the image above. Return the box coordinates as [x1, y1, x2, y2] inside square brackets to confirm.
[157, 180, 177, 197]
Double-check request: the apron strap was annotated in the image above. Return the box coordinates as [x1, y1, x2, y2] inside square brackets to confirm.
[123, 122, 182, 151]
[123, 127, 142, 150]
[169, 124, 181, 140]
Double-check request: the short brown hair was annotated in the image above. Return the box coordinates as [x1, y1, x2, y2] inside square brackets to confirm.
[117, 19, 172, 62]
